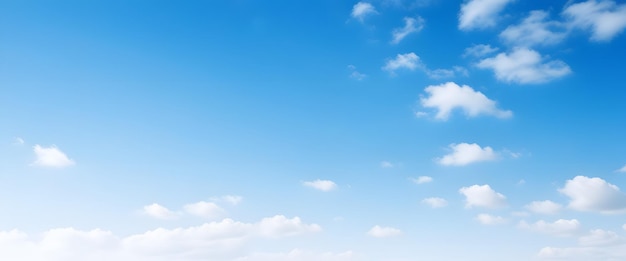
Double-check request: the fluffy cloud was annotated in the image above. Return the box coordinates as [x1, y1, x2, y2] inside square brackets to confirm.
[420, 82, 512, 120]
[391, 17, 424, 44]
[538, 229, 626, 260]
[142, 203, 179, 220]
[463, 44, 498, 58]
[500, 10, 567, 47]
[458, 0, 514, 30]
[476, 214, 506, 225]
[578, 229, 623, 246]
[437, 143, 498, 166]
[421, 197, 447, 208]
[32, 145, 75, 168]
[382, 53, 422, 74]
[563, 0, 626, 41]
[257, 216, 322, 238]
[518, 219, 581, 237]
[351, 2, 378, 22]
[525, 200, 563, 215]
[412, 176, 433, 184]
[302, 179, 337, 192]
[459, 184, 507, 209]
[184, 201, 226, 219]
[367, 225, 402, 238]
[558, 176, 626, 213]
[477, 48, 571, 84]
[477, 48, 572, 84]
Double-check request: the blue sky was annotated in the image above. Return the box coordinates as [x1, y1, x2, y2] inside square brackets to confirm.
[1, 0, 626, 260]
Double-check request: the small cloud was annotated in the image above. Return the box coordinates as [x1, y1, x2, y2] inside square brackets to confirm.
[142, 203, 179, 220]
[459, 184, 507, 209]
[463, 44, 499, 58]
[411, 176, 433, 184]
[347, 65, 367, 80]
[458, 0, 515, 30]
[303, 179, 337, 192]
[422, 197, 447, 208]
[32, 144, 75, 168]
[558, 176, 626, 213]
[517, 179, 526, 185]
[382, 52, 422, 75]
[367, 225, 402, 238]
[391, 16, 424, 44]
[351, 2, 378, 22]
[500, 10, 567, 47]
[420, 82, 512, 120]
[518, 219, 581, 237]
[477, 48, 571, 84]
[563, 0, 626, 42]
[525, 200, 563, 215]
[13, 137, 25, 145]
[476, 213, 507, 225]
[415, 111, 429, 118]
[210, 195, 243, 205]
[380, 161, 394, 168]
[616, 164, 626, 173]
[437, 143, 498, 166]
[183, 201, 226, 219]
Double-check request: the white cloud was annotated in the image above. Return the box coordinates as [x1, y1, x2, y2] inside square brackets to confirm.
[420, 82, 512, 120]
[437, 143, 498, 166]
[426, 69, 455, 79]
[382, 52, 422, 75]
[142, 203, 179, 220]
[476, 214, 506, 225]
[412, 176, 433, 184]
[422, 197, 448, 208]
[367, 225, 402, 238]
[500, 10, 567, 47]
[477, 48, 571, 84]
[578, 229, 623, 246]
[380, 161, 394, 168]
[210, 195, 244, 205]
[463, 44, 498, 58]
[525, 200, 563, 215]
[458, 0, 514, 30]
[13, 137, 24, 145]
[459, 184, 507, 209]
[538, 229, 626, 260]
[302, 179, 337, 192]
[616, 164, 626, 172]
[257, 215, 322, 238]
[32, 144, 75, 168]
[563, 0, 626, 41]
[347, 65, 366, 80]
[351, 2, 378, 22]
[391, 17, 424, 44]
[518, 219, 581, 237]
[184, 201, 226, 219]
[558, 176, 626, 213]
[233, 249, 355, 261]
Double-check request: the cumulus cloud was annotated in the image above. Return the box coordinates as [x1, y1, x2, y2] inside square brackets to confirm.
[382, 52, 422, 75]
[459, 184, 507, 209]
[476, 214, 506, 225]
[563, 0, 626, 41]
[578, 229, 623, 246]
[302, 179, 337, 192]
[422, 197, 448, 208]
[525, 200, 563, 215]
[184, 201, 226, 219]
[351, 2, 378, 22]
[391, 17, 424, 44]
[459, 0, 514, 30]
[463, 44, 498, 58]
[412, 176, 433, 184]
[367, 225, 402, 238]
[142, 204, 179, 220]
[518, 219, 581, 237]
[437, 143, 498, 166]
[538, 229, 626, 260]
[558, 176, 626, 213]
[32, 144, 75, 168]
[420, 82, 512, 120]
[477, 48, 571, 84]
[0, 216, 322, 261]
[500, 10, 567, 47]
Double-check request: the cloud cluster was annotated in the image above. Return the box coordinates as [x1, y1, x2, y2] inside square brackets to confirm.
[477, 48, 571, 84]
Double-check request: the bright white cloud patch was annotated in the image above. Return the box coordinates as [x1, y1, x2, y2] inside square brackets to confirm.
[558, 176, 626, 213]
[143, 203, 179, 220]
[463, 44, 498, 57]
[477, 48, 571, 84]
[563, 0, 626, 41]
[32, 144, 75, 168]
[437, 143, 498, 166]
[184, 201, 226, 219]
[500, 10, 567, 47]
[525, 200, 563, 215]
[367, 225, 402, 238]
[351, 2, 377, 22]
[519, 219, 581, 237]
[302, 179, 337, 191]
[420, 82, 512, 120]
[257, 215, 322, 238]
[476, 214, 506, 225]
[538, 229, 626, 260]
[382, 52, 422, 74]
[459, 184, 507, 209]
[422, 197, 448, 208]
[391, 16, 424, 44]
[412, 176, 433, 184]
[459, 0, 514, 30]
